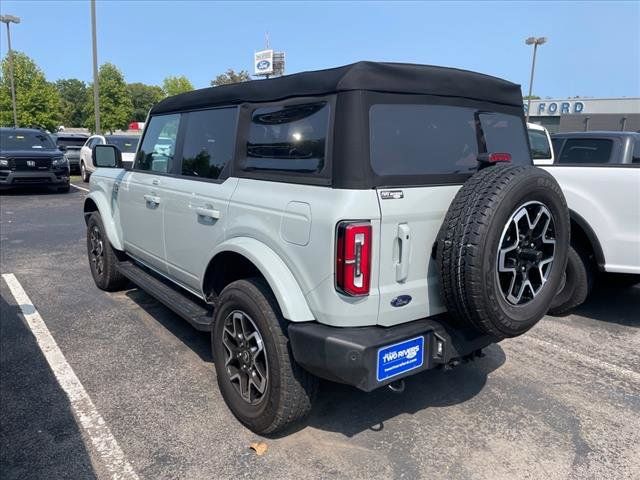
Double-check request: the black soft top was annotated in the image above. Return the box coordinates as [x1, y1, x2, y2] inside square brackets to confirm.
[151, 61, 523, 114]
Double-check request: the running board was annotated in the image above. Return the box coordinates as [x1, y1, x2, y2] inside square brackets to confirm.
[117, 261, 213, 332]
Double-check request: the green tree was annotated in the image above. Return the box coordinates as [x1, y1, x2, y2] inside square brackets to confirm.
[127, 82, 165, 121]
[0, 51, 60, 131]
[210, 69, 251, 87]
[162, 75, 194, 97]
[56, 78, 88, 127]
[85, 63, 133, 133]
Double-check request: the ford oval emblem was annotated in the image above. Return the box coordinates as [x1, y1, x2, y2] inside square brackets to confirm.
[391, 295, 412, 308]
[257, 60, 271, 70]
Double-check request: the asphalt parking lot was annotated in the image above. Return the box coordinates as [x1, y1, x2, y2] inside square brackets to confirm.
[1, 183, 639, 480]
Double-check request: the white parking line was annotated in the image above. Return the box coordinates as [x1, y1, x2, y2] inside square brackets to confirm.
[2, 273, 139, 480]
[524, 335, 640, 383]
[70, 183, 90, 192]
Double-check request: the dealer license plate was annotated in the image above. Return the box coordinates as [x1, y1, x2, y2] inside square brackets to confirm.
[376, 336, 425, 382]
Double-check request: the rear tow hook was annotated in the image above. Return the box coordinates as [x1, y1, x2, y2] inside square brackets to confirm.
[388, 379, 405, 394]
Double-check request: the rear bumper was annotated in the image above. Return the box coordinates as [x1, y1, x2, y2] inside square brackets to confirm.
[289, 316, 494, 392]
[0, 170, 70, 188]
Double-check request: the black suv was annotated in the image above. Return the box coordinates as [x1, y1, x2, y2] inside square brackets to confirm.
[52, 132, 88, 174]
[0, 127, 70, 192]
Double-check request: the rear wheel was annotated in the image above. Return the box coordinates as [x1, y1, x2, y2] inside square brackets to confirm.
[548, 245, 592, 316]
[212, 278, 318, 434]
[81, 162, 90, 183]
[437, 165, 570, 339]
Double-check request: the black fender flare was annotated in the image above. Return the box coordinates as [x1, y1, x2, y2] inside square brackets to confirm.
[569, 209, 606, 271]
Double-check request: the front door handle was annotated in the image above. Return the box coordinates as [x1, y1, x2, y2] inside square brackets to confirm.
[144, 193, 161, 206]
[195, 206, 221, 220]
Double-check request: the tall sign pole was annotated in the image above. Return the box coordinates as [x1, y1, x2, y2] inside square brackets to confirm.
[0, 15, 20, 127]
[90, 0, 101, 134]
[525, 36, 547, 123]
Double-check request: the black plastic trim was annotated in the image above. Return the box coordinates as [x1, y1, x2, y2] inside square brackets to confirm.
[569, 209, 606, 270]
[288, 316, 494, 392]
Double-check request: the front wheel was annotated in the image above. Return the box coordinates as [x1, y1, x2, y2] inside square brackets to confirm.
[86, 212, 127, 291]
[212, 278, 318, 435]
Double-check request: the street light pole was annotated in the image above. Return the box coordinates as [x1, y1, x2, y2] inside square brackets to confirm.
[0, 14, 21, 128]
[525, 36, 547, 123]
[90, 0, 101, 134]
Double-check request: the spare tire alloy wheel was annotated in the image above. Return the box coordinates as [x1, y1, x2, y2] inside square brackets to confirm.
[222, 310, 269, 405]
[436, 165, 569, 340]
[497, 201, 556, 305]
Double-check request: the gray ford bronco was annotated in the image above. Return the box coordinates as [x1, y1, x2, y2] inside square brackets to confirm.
[84, 62, 569, 434]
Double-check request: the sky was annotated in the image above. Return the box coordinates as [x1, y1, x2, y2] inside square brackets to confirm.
[1, 0, 639, 98]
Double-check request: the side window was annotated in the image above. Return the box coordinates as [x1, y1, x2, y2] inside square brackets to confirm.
[527, 129, 552, 160]
[85, 137, 96, 148]
[181, 108, 237, 180]
[244, 102, 329, 173]
[557, 138, 613, 164]
[135, 114, 180, 173]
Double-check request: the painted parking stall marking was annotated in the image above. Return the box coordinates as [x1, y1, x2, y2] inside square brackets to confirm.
[376, 336, 425, 382]
[2, 273, 139, 480]
[70, 183, 89, 192]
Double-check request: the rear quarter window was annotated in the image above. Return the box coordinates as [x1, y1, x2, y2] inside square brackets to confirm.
[369, 104, 530, 176]
[243, 102, 330, 173]
[557, 138, 613, 164]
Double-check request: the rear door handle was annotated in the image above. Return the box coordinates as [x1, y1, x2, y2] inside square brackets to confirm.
[195, 206, 220, 220]
[144, 193, 161, 206]
[395, 223, 411, 282]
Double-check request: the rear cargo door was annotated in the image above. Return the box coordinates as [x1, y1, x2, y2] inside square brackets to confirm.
[372, 103, 531, 327]
[376, 185, 459, 326]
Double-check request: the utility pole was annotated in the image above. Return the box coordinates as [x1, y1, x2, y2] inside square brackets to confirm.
[525, 36, 547, 123]
[90, 0, 101, 134]
[0, 14, 20, 128]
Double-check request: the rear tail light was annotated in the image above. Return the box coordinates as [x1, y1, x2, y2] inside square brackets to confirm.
[336, 221, 372, 296]
[478, 152, 512, 163]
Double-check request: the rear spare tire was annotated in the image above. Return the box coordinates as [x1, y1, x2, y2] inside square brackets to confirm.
[436, 165, 569, 340]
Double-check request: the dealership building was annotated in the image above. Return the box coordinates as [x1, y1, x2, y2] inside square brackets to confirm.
[524, 97, 640, 133]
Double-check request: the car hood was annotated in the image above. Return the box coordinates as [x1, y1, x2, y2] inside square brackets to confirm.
[0, 149, 63, 158]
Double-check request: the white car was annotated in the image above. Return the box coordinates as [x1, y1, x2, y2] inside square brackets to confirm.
[527, 122, 554, 165]
[79, 134, 140, 182]
[530, 129, 640, 314]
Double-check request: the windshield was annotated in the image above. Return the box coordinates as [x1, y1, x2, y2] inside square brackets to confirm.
[0, 131, 56, 151]
[106, 136, 139, 153]
[56, 137, 87, 148]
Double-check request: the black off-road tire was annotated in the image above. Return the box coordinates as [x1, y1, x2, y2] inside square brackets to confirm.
[436, 165, 570, 340]
[212, 278, 318, 435]
[58, 184, 71, 193]
[86, 212, 128, 291]
[548, 245, 592, 316]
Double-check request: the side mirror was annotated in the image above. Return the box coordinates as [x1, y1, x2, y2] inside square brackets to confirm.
[93, 144, 123, 168]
